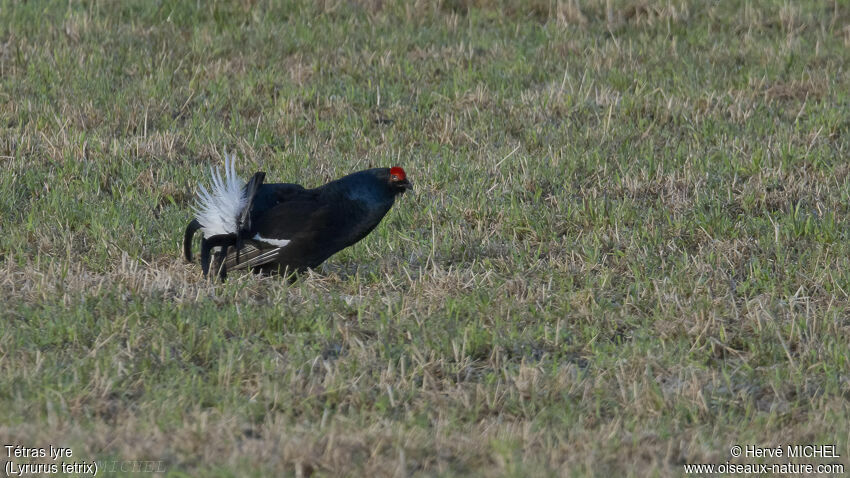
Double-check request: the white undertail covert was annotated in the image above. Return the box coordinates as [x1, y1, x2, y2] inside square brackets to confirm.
[192, 152, 246, 236]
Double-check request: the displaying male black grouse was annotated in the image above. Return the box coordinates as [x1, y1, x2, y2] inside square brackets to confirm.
[183, 154, 412, 279]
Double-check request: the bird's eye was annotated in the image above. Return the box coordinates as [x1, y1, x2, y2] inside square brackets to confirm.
[391, 174, 399, 181]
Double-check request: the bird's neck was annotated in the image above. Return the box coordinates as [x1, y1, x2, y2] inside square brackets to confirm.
[321, 176, 394, 207]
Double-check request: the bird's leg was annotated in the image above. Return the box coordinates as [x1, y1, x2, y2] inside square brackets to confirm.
[280, 266, 303, 284]
[286, 270, 299, 285]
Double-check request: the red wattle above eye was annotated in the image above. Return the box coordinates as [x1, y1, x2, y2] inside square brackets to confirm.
[389, 166, 406, 181]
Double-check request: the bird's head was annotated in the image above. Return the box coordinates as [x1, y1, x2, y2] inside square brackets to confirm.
[386, 166, 413, 195]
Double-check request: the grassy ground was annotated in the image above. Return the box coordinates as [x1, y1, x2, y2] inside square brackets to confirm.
[2, 0, 850, 476]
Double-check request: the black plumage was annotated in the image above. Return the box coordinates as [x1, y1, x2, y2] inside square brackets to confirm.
[184, 160, 412, 279]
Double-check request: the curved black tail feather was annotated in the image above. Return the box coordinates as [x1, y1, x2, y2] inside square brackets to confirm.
[183, 219, 202, 263]
[200, 234, 237, 280]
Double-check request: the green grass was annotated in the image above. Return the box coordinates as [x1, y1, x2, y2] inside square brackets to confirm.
[2, 0, 850, 475]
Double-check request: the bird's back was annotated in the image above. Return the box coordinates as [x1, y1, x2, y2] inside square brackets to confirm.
[222, 172, 397, 273]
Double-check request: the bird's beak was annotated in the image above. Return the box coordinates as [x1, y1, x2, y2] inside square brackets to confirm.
[399, 179, 413, 192]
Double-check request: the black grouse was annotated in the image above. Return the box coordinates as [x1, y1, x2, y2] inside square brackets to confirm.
[183, 154, 412, 279]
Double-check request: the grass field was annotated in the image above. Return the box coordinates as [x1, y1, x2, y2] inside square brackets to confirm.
[2, 0, 850, 476]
